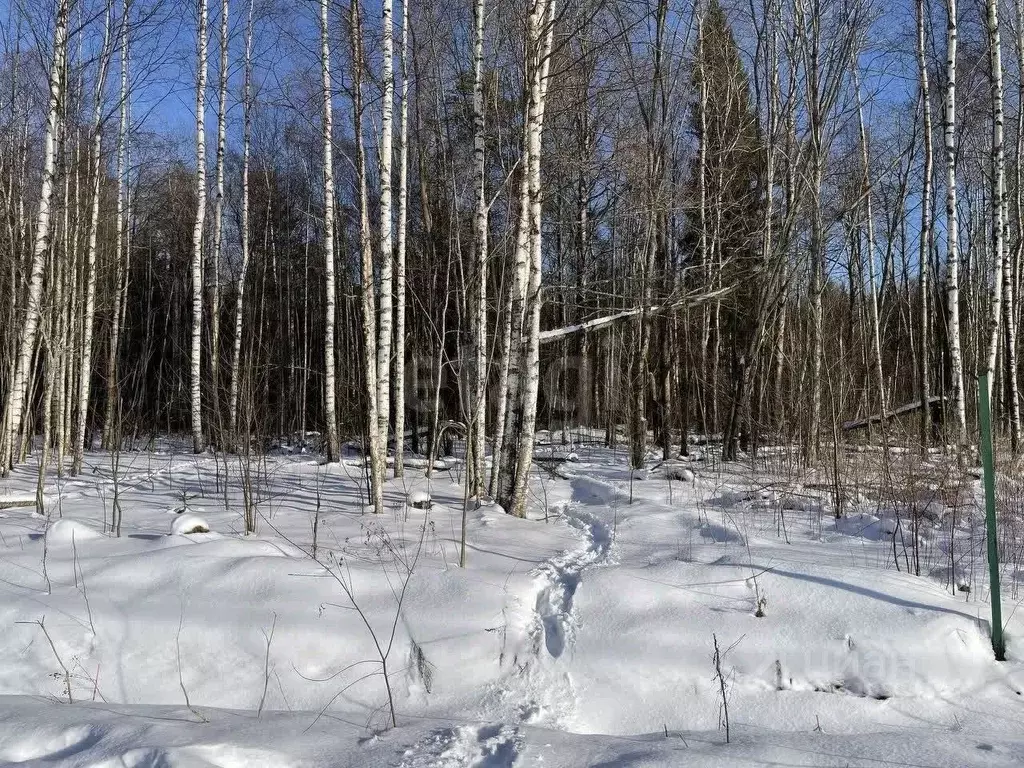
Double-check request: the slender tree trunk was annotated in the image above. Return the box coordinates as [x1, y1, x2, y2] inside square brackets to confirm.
[944, 0, 967, 448]
[1011, 0, 1024, 452]
[103, 0, 130, 450]
[489, 257, 514, 496]
[984, 0, 1009, 424]
[630, 0, 667, 469]
[917, 0, 933, 453]
[210, 0, 229, 443]
[320, 0, 340, 460]
[353, 0, 384, 514]
[792, 0, 855, 463]
[730, 0, 783, 460]
[190, 0, 209, 454]
[73, 1, 114, 474]
[502, 0, 556, 518]
[0, 24, 24, 452]
[807, 166, 824, 462]
[56, 44, 79, 468]
[377, 0, 395, 464]
[229, 0, 255, 444]
[495, 114, 535, 507]
[854, 69, 886, 425]
[805, 18, 825, 465]
[696, 10, 710, 442]
[1, 0, 69, 473]
[392, 0, 409, 478]
[470, 0, 488, 498]
[57, 104, 76, 467]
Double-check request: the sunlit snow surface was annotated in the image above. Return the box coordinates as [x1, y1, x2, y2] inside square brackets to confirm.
[0, 435, 1022, 766]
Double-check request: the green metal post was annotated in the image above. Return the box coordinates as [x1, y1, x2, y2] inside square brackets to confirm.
[978, 373, 1005, 661]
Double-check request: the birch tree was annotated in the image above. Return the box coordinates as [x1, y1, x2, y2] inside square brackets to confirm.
[983, 0, 1005, 387]
[72, 0, 115, 474]
[982, 0, 1017, 454]
[353, 0, 385, 513]
[497, 0, 557, 518]
[228, 0, 255, 442]
[944, 0, 967, 449]
[320, 0, 341, 460]
[102, 0, 131, 450]
[4, 0, 1017, 488]
[469, 0, 488, 497]
[917, 0, 934, 452]
[1, 0, 69, 473]
[393, 0, 409, 478]
[1012, 0, 1024, 453]
[210, 0, 230, 440]
[190, 0, 210, 454]
[376, 0, 395, 465]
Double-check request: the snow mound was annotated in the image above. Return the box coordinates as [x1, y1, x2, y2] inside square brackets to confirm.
[0, 495, 35, 509]
[659, 461, 694, 482]
[170, 514, 210, 535]
[408, 489, 432, 509]
[45, 519, 103, 544]
[0, 724, 102, 763]
[699, 520, 745, 544]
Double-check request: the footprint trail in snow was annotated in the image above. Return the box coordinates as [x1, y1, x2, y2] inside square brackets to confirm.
[535, 507, 613, 660]
[400, 724, 521, 768]
[482, 496, 614, 730]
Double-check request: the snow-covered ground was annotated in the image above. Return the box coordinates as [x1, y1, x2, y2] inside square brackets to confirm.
[1, 438, 1023, 766]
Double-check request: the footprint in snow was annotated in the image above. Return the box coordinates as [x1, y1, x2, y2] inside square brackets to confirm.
[400, 724, 521, 768]
[0, 724, 104, 763]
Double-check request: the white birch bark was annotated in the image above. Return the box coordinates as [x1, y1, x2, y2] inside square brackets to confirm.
[0, 38, 23, 452]
[504, 0, 556, 518]
[917, 0, 934, 451]
[56, 36, 83, 467]
[990, 0, 1021, 448]
[376, 0, 395, 463]
[57, 102, 75, 466]
[103, 0, 130, 450]
[229, 0, 255, 443]
[38, 251, 56, 506]
[495, 94, 538, 508]
[56, 105, 75, 467]
[944, 0, 967, 448]
[1011, 0, 1024, 452]
[393, 0, 409, 478]
[72, 0, 114, 474]
[353, 0, 384, 513]
[51, 142, 68, 468]
[984, 0, 1007, 412]
[696, 8, 710, 438]
[470, 0, 488, 498]
[320, 0, 341, 460]
[190, 0, 209, 454]
[488, 256, 514, 497]
[1, 0, 69, 472]
[210, 0, 229, 438]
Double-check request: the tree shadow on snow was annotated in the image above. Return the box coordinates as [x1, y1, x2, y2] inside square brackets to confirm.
[590, 751, 659, 767]
[752, 566, 987, 628]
